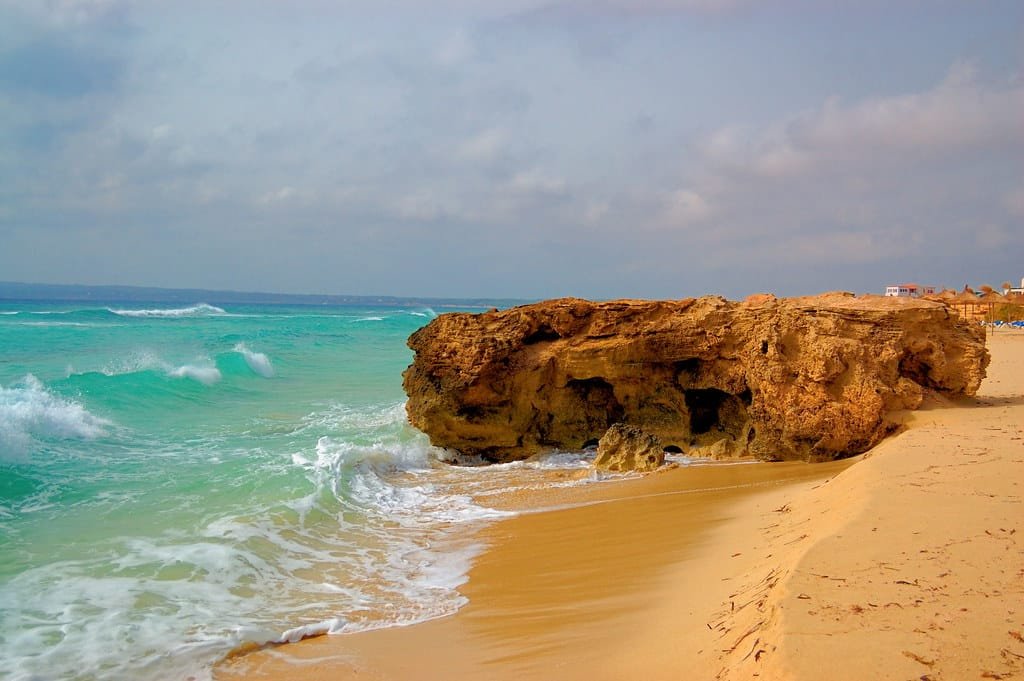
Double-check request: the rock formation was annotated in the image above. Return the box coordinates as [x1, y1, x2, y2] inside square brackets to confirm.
[402, 293, 989, 464]
[593, 424, 665, 473]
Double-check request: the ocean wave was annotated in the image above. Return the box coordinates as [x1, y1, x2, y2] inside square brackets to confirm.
[353, 316, 385, 322]
[77, 352, 224, 386]
[167, 364, 222, 385]
[107, 303, 227, 318]
[0, 375, 112, 459]
[407, 307, 437, 319]
[298, 402, 408, 435]
[233, 344, 274, 378]
[274, 617, 346, 644]
[14, 321, 108, 328]
[305, 436, 512, 526]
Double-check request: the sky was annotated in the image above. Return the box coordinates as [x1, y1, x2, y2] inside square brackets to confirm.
[0, 0, 1022, 300]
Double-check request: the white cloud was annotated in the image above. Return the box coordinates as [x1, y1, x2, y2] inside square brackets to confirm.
[396, 191, 448, 221]
[507, 169, 567, 197]
[455, 128, 508, 162]
[436, 27, 476, 66]
[258, 186, 297, 205]
[701, 62, 1024, 179]
[1004, 183, 1024, 218]
[663, 188, 713, 227]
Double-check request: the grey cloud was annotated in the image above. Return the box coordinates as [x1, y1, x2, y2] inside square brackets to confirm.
[0, 38, 122, 98]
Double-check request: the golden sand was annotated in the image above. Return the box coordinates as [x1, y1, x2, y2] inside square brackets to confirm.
[216, 331, 1024, 681]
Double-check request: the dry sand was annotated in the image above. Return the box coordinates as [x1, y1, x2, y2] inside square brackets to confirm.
[216, 331, 1024, 681]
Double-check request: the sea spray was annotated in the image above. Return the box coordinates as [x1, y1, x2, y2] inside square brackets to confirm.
[233, 343, 274, 378]
[0, 375, 111, 458]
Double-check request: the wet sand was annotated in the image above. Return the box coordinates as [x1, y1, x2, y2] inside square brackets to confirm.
[216, 331, 1024, 681]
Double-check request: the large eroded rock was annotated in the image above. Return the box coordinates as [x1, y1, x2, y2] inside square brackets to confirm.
[593, 424, 665, 473]
[402, 293, 989, 463]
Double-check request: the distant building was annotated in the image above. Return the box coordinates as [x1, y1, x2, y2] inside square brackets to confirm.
[884, 283, 936, 298]
[1006, 277, 1024, 295]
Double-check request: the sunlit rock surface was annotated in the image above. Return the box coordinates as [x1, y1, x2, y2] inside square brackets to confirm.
[403, 293, 989, 464]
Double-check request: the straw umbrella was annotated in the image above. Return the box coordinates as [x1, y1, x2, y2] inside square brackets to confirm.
[931, 288, 958, 312]
[977, 289, 1004, 328]
[951, 286, 978, 319]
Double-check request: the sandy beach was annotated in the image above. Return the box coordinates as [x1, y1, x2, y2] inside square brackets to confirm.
[216, 331, 1023, 681]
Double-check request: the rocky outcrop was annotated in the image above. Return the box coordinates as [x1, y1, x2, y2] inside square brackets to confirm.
[593, 424, 665, 473]
[402, 293, 989, 463]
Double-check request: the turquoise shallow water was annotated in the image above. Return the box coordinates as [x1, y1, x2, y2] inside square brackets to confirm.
[0, 300, 532, 680]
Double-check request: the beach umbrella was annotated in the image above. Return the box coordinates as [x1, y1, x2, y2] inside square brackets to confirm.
[977, 290, 1004, 327]
[951, 287, 978, 319]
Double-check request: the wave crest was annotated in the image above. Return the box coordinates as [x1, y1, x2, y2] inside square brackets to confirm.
[0, 375, 111, 458]
[233, 344, 274, 378]
[108, 303, 227, 318]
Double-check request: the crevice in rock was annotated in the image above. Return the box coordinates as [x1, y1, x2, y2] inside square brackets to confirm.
[566, 377, 625, 441]
[674, 358, 701, 381]
[683, 387, 751, 442]
[898, 349, 933, 387]
[523, 325, 561, 345]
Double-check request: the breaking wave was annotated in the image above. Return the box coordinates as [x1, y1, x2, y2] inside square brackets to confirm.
[108, 304, 227, 318]
[0, 375, 111, 459]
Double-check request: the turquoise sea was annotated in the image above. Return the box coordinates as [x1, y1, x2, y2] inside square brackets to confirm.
[1, 298, 600, 681]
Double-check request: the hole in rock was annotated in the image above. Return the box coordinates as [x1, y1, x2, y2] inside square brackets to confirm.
[566, 377, 625, 437]
[683, 387, 750, 439]
[898, 349, 933, 387]
[685, 388, 730, 434]
[675, 358, 701, 379]
[663, 444, 683, 454]
[523, 325, 561, 345]
[760, 340, 769, 355]
[582, 438, 600, 450]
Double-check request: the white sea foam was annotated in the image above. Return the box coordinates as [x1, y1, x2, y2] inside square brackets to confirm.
[0, 375, 111, 458]
[353, 316, 385, 322]
[168, 364, 222, 385]
[233, 343, 274, 378]
[275, 617, 346, 643]
[309, 436, 513, 526]
[17, 321, 97, 327]
[108, 303, 227, 318]
[93, 351, 223, 385]
[407, 307, 437, 319]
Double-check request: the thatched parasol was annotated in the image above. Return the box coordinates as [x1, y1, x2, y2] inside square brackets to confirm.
[977, 290, 1005, 327]
[951, 287, 978, 318]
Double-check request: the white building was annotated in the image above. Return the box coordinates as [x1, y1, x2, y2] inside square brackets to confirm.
[884, 283, 936, 297]
[1005, 277, 1024, 295]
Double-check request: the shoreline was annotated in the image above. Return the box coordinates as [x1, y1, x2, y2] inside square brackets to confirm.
[215, 331, 1023, 681]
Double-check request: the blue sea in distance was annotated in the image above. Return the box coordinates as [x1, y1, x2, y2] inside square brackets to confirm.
[0, 297, 619, 681]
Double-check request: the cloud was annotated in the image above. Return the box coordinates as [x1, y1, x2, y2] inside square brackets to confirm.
[0, 0, 130, 26]
[1004, 183, 1024, 218]
[700, 62, 1024, 179]
[663, 189, 714, 227]
[507, 169, 568, 197]
[435, 27, 476, 66]
[455, 128, 508, 162]
[0, 36, 122, 98]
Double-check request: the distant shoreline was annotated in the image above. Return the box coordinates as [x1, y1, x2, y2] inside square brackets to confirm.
[0, 281, 530, 310]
